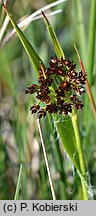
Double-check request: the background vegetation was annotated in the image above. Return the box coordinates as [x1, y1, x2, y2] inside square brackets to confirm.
[0, 0, 96, 200]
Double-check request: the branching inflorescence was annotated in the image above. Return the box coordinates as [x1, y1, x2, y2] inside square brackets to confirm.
[25, 57, 87, 118]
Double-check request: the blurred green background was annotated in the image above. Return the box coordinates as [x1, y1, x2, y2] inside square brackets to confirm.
[0, 0, 96, 199]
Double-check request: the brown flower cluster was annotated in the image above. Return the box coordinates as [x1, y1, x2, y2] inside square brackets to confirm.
[25, 57, 86, 118]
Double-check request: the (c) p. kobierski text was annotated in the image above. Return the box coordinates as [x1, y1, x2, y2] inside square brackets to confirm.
[31, 202, 78, 212]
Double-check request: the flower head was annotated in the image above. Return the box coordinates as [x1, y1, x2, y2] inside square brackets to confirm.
[25, 57, 86, 118]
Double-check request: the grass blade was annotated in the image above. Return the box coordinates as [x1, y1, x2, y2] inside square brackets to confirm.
[42, 11, 65, 58]
[74, 0, 86, 62]
[2, 4, 44, 74]
[0, 15, 9, 42]
[87, 0, 96, 85]
[84, 0, 96, 126]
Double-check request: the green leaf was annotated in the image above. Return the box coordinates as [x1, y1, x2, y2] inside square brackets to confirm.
[54, 115, 81, 172]
[42, 11, 65, 58]
[74, 0, 86, 63]
[2, 4, 44, 74]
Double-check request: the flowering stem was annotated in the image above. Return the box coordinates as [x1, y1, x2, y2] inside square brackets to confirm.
[71, 111, 88, 200]
[85, 79, 96, 118]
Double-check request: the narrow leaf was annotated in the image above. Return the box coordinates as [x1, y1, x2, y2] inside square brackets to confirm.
[2, 4, 44, 74]
[87, 0, 96, 85]
[42, 11, 65, 58]
[54, 115, 81, 172]
[84, 0, 96, 126]
[74, 0, 86, 63]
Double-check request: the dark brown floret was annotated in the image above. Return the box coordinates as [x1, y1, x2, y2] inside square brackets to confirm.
[75, 78, 82, 85]
[25, 84, 38, 94]
[50, 57, 58, 68]
[59, 81, 71, 91]
[76, 86, 85, 95]
[64, 59, 72, 66]
[59, 103, 69, 115]
[30, 104, 39, 114]
[36, 86, 50, 102]
[38, 77, 45, 84]
[67, 103, 72, 112]
[57, 97, 65, 105]
[71, 94, 79, 104]
[46, 77, 54, 85]
[46, 103, 58, 114]
[68, 71, 77, 81]
[44, 96, 50, 104]
[45, 68, 54, 76]
[38, 108, 46, 119]
[55, 81, 71, 97]
[55, 88, 65, 97]
[75, 102, 84, 110]
[25, 89, 29, 94]
[78, 71, 87, 84]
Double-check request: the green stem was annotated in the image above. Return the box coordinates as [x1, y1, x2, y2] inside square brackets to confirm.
[87, 0, 96, 85]
[84, 0, 96, 126]
[14, 164, 23, 200]
[75, 0, 86, 63]
[71, 111, 88, 200]
[80, 176, 88, 200]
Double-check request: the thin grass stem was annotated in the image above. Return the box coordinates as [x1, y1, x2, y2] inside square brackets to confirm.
[0, 15, 9, 42]
[0, 0, 7, 26]
[74, 44, 96, 118]
[87, 0, 96, 85]
[37, 119, 56, 200]
[14, 163, 23, 200]
[75, 0, 86, 62]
